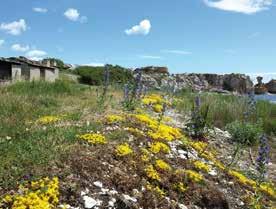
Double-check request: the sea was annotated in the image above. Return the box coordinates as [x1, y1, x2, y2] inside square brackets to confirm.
[248, 73, 276, 104]
[255, 94, 276, 104]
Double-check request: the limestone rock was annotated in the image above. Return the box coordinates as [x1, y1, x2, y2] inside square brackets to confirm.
[266, 79, 276, 94]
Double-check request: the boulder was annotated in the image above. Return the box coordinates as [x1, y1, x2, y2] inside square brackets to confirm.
[266, 79, 276, 94]
[254, 76, 268, 94]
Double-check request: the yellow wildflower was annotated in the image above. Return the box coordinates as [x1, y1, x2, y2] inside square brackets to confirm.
[148, 124, 182, 141]
[149, 142, 170, 154]
[193, 160, 211, 173]
[78, 133, 107, 144]
[116, 143, 133, 156]
[259, 182, 276, 198]
[145, 165, 161, 181]
[146, 182, 165, 197]
[142, 94, 164, 105]
[37, 115, 60, 124]
[106, 114, 124, 124]
[155, 159, 171, 171]
[1, 177, 59, 209]
[174, 182, 187, 193]
[153, 104, 163, 113]
[185, 170, 203, 183]
[228, 170, 257, 188]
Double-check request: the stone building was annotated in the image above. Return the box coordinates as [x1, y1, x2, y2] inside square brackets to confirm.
[0, 57, 59, 83]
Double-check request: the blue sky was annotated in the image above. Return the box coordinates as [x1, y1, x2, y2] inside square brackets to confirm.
[0, 0, 276, 76]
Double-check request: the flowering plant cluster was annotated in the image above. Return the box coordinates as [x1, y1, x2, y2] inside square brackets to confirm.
[155, 159, 171, 171]
[105, 114, 125, 124]
[37, 115, 61, 125]
[0, 177, 60, 209]
[115, 143, 133, 156]
[78, 133, 107, 144]
[144, 165, 161, 181]
[193, 160, 211, 173]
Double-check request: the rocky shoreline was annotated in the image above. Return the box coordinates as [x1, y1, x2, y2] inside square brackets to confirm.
[134, 66, 276, 95]
[134, 67, 253, 94]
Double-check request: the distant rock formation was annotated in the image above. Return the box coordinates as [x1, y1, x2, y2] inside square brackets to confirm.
[254, 76, 268, 95]
[266, 79, 276, 94]
[134, 67, 253, 94]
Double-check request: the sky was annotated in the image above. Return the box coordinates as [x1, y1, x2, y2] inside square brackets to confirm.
[0, 0, 276, 78]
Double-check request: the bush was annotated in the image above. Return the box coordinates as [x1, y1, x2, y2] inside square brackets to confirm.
[75, 65, 134, 86]
[226, 121, 263, 145]
[263, 119, 276, 136]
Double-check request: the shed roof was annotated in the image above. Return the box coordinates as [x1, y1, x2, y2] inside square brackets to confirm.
[0, 57, 56, 70]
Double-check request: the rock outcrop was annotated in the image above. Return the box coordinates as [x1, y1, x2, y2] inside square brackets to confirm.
[254, 76, 268, 95]
[266, 79, 276, 94]
[135, 67, 253, 94]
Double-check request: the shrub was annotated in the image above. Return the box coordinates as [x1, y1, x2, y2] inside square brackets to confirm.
[226, 121, 263, 145]
[75, 65, 134, 86]
[263, 119, 276, 136]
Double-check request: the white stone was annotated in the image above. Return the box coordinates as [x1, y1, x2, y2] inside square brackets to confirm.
[109, 189, 118, 195]
[93, 181, 103, 188]
[83, 196, 98, 209]
[179, 154, 187, 159]
[178, 204, 188, 209]
[208, 170, 217, 176]
[177, 150, 187, 155]
[122, 194, 137, 202]
[108, 198, 116, 207]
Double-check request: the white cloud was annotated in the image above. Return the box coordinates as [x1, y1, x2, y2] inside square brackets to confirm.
[11, 44, 30, 52]
[203, 0, 273, 14]
[0, 39, 4, 46]
[26, 50, 47, 61]
[162, 50, 192, 55]
[64, 8, 79, 21]
[64, 8, 87, 23]
[139, 55, 161, 59]
[125, 19, 151, 35]
[0, 19, 27, 35]
[33, 7, 48, 13]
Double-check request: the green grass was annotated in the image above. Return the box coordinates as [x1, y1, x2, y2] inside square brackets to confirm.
[174, 90, 276, 136]
[0, 80, 123, 190]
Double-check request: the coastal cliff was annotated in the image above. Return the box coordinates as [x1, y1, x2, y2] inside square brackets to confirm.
[134, 66, 253, 94]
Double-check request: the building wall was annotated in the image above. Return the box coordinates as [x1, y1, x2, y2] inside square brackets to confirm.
[45, 68, 59, 82]
[29, 67, 40, 81]
[11, 64, 22, 81]
[0, 62, 12, 80]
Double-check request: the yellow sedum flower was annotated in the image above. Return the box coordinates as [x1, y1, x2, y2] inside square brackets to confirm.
[193, 160, 211, 173]
[185, 170, 204, 183]
[149, 142, 170, 154]
[145, 165, 161, 181]
[146, 182, 165, 197]
[259, 182, 276, 198]
[155, 159, 171, 171]
[142, 94, 164, 106]
[0, 177, 59, 209]
[116, 143, 133, 156]
[153, 104, 163, 113]
[106, 114, 124, 124]
[228, 170, 257, 188]
[148, 124, 182, 141]
[37, 116, 60, 124]
[174, 182, 188, 193]
[78, 133, 107, 144]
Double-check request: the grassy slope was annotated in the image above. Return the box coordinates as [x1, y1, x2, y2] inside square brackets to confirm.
[0, 80, 123, 189]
